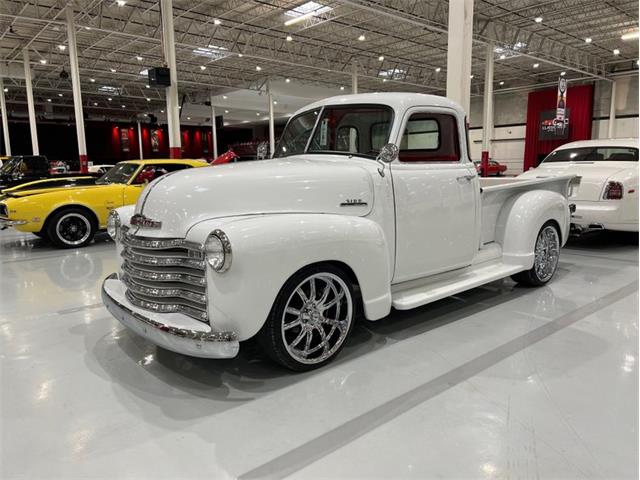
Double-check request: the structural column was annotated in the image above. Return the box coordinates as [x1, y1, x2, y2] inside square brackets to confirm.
[267, 80, 275, 157]
[446, 0, 474, 114]
[137, 121, 144, 159]
[66, 7, 88, 172]
[0, 78, 10, 156]
[352, 61, 358, 94]
[608, 80, 617, 138]
[161, 0, 181, 158]
[481, 42, 494, 177]
[23, 49, 39, 155]
[210, 93, 218, 158]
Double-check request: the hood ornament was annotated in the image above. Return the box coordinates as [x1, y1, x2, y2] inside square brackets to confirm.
[130, 214, 162, 229]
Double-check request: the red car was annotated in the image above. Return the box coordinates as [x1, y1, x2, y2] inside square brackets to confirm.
[474, 159, 508, 176]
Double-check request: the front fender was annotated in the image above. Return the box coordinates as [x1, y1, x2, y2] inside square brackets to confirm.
[187, 214, 392, 340]
[495, 190, 569, 268]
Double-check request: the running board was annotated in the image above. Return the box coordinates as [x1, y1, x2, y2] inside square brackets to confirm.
[391, 262, 523, 310]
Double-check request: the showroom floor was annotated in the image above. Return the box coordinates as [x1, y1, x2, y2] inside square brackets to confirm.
[1, 230, 637, 479]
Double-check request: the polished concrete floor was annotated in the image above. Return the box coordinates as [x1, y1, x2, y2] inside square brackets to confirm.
[1, 230, 638, 479]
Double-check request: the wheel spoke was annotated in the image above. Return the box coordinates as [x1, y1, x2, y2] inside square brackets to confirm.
[309, 277, 316, 302]
[290, 329, 306, 347]
[285, 307, 300, 316]
[295, 287, 308, 303]
[317, 284, 331, 306]
[320, 290, 344, 311]
[283, 320, 301, 331]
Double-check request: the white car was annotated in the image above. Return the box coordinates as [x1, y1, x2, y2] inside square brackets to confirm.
[102, 93, 574, 371]
[519, 139, 639, 233]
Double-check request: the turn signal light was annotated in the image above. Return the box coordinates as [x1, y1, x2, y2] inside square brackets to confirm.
[603, 181, 624, 200]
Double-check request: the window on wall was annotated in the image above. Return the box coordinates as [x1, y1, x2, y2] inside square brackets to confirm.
[399, 113, 460, 162]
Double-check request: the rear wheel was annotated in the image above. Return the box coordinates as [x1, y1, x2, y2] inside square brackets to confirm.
[511, 221, 560, 286]
[46, 208, 96, 249]
[258, 264, 356, 371]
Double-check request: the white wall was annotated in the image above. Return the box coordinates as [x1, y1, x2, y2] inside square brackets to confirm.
[469, 75, 639, 175]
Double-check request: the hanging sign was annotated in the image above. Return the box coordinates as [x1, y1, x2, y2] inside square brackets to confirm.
[556, 76, 567, 123]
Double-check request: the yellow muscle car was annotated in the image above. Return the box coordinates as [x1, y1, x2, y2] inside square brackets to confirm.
[0, 159, 207, 248]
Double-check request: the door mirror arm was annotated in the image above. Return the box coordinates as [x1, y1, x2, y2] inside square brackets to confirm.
[376, 143, 399, 177]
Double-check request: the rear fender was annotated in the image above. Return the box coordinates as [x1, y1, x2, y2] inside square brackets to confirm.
[495, 190, 569, 269]
[187, 214, 393, 340]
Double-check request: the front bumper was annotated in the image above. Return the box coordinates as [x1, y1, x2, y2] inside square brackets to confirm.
[102, 273, 239, 359]
[0, 217, 27, 230]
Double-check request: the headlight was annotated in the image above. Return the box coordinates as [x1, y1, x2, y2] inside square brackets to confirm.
[205, 230, 232, 272]
[107, 210, 121, 240]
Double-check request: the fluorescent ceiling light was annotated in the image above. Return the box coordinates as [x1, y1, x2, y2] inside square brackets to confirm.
[40, 59, 47, 64]
[499, 54, 506, 60]
[560, 71, 566, 76]
[285, 78, 290, 83]
[225, 110, 229, 113]
[116, 0, 126, 6]
[585, 37, 592, 43]
[358, 34, 365, 41]
[613, 49, 620, 55]
[89, 78, 95, 82]
[256, 65, 262, 71]
[214, 19, 222, 25]
[200, 65, 207, 70]
[340, 86, 345, 90]
[146, 97, 151, 102]
[3, 88, 8, 92]
[499, 81, 505, 85]
[108, 97, 112, 101]
[47, 98, 51, 102]
[286, 35, 293, 41]
[435, 67, 441, 72]
[621, 31, 639, 40]
[58, 93, 63, 96]
[534, 17, 543, 23]
[146, 84, 150, 88]
[110, 68, 116, 73]
[284, 2, 332, 26]
[378, 55, 384, 61]
[121, 105, 126, 108]
[136, 56, 143, 61]
[533, 63, 539, 68]
[93, 102, 98, 106]
[193, 45, 229, 60]
[58, 45, 66, 51]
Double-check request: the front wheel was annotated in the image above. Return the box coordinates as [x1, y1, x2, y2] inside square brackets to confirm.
[258, 265, 356, 371]
[511, 221, 560, 286]
[46, 208, 96, 249]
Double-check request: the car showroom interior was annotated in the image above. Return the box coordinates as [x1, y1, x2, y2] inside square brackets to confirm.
[0, 0, 638, 478]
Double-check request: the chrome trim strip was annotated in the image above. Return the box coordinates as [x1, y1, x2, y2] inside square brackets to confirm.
[122, 274, 207, 305]
[121, 230, 203, 252]
[0, 218, 27, 228]
[122, 248, 205, 270]
[122, 263, 206, 287]
[126, 290, 207, 321]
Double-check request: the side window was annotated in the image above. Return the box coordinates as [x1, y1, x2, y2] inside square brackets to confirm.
[399, 113, 460, 162]
[131, 163, 191, 184]
[371, 123, 390, 151]
[336, 126, 359, 153]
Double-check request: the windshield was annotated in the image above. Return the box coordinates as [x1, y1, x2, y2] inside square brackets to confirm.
[542, 147, 639, 163]
[274, 104, 393, 159]
[96, 163, 139, 184]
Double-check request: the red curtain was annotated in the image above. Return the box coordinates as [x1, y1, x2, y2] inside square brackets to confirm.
[523, 84, 594, 171]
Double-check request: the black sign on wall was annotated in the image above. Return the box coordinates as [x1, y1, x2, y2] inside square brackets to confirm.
[539, 109, 570, 140]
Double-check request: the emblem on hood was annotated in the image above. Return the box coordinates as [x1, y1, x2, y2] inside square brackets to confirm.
[130, 214, 162, 229]
[340, 198, 368, 207]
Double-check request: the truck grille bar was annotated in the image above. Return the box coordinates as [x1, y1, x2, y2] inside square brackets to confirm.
[120, 227, 208, 322]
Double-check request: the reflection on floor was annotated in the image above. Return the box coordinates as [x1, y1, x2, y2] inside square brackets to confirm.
[1, 230, 638, 479]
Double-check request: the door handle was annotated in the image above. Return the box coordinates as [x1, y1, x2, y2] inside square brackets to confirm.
[456, 174, 475, 182]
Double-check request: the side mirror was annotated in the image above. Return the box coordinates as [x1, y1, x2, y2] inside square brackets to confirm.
[376, 143, 398, 177]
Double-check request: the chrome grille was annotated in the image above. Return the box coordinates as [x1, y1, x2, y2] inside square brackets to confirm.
[120, 227, 208, 322]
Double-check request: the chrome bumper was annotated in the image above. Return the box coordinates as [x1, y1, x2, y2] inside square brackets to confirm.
[101, 273, 239, 359]
[0, 218, 27, 230]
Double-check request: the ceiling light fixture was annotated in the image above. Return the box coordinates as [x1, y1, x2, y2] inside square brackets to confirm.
[560, 71, 566, 76]
[613, 49, 620, 55]
[585, 37, 592, 43]
[533, 63, 539, 68]
[534, 17, 543, 23]
[40, 59, 47, 64]
[187, 116, 191, 120]
[256, 65, 262, 71]
[499, 54, 506, 60]
[340, 86, 345, 90]
[358, 34, 365, 41]
[224, 110, 229, 113]
[284, 11, 316, 26]
[58, 44, 66, 51]
[435, 67, 441, 72]
[47, 98, 52, 102]
[121, 104, 126, 108]
[161, 109, 164, 113]
[58, 93, 63, 96]
[116, 0, 126, 6]
[499, 81, 505, 85]
[146, 97, 151, 102]
[621, 31, 640, 40]
[378, 55, 384, 61]
[136, 56, 143, 61]
[286, 35, 293, 41]
[470, 74, 474, 79]
[256, 112, 261, 116]
[285, 78, 291, 83]
[238, 53, 243, 57]
[222, 95, 228, 99]
[108, 97, 112, 101]
[3, 88, 8, 93]
[273, 100, 278, 105]
[214, 19, 222, 25]
[146, 84, 150, 88]
[200, 65, 207, 70]
[90, 78, 95, 82]
[110, 68, 116, 73]
[93, 102, 98, 106]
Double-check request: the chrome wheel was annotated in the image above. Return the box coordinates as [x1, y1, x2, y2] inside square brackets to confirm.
[281, 272, 353, 365]
[533, 225, 560, 282]
[56, 213, 91, 246]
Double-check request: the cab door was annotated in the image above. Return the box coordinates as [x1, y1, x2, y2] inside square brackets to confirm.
[390, 108, 478, 283]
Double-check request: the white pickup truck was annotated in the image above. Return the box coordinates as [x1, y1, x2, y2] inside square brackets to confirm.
[102, 93, 575, 371]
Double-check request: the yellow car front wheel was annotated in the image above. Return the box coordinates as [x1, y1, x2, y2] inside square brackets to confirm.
[46, 208, 97, 249]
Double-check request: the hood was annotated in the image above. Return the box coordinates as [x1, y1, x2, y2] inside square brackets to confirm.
[519, 161, 639, 201]
[134, 156, 375, 237]
[1, 177, 98, 197]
